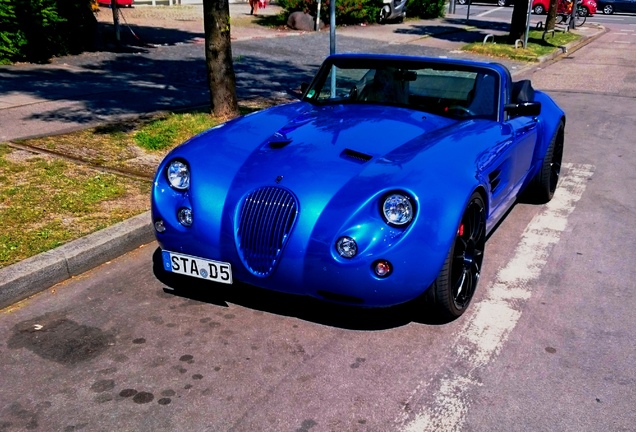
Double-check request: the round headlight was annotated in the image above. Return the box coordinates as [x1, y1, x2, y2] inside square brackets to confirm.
[336, 236, 358, 259]
[177, 208, 193, 227]
[382, 193, 414, 226]
[167, 160, 190, 190]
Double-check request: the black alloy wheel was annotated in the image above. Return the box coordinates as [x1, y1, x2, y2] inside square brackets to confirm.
[431, 192, 486, 320]
[450, 195, 485, 310]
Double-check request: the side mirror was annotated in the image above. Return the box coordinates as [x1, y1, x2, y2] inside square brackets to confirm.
[300, 82, 309, 94]
[505, 101, 541, 118]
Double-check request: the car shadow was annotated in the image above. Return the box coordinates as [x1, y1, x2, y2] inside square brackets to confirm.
[151, 248, 451, 330]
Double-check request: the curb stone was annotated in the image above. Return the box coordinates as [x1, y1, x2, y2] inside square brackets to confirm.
[0, 211, 153, 310]
[536, 24, 608, 64]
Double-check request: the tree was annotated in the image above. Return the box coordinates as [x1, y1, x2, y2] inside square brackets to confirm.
[110, 0, 121, 45]
[202, 0, 239, 119]
[507, 0, 531, 44]
[545, 0, 558, 31]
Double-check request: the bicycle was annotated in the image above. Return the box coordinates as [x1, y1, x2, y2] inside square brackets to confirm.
[557, 0, 587, 26]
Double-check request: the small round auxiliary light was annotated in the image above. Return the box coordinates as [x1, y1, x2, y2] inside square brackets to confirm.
[177, 208, 193, 227]
[336, 236, 358, 259]
[373, 260, 393, 278]
[154, 220, 166, 233]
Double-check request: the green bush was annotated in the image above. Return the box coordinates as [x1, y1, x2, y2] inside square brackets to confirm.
[278, 0, 384, 25]
[277, 0, 444, 25]
[0, 0, 96, 64]
[406, 0, 446, 19]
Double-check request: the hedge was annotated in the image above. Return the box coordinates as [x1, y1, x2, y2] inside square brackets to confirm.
[277, 0, 446, 25]
[0, 0, 96, 64]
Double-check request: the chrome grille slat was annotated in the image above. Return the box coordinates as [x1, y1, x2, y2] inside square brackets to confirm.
[237, 187, 299, 277]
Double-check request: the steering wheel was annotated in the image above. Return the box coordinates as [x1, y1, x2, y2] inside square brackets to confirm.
[446, 105, 476, 117]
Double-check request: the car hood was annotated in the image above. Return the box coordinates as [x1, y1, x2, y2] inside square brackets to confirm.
[175, 102, 463, 193]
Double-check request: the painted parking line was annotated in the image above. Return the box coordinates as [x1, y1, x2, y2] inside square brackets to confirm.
[399, 162, 595, 432]
[476, 7, 506, 17]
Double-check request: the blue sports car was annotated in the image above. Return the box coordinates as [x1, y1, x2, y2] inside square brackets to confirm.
[151, 54, 565, 320]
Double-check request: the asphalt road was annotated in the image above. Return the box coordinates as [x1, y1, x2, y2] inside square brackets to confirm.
[1, 14, 635, 432]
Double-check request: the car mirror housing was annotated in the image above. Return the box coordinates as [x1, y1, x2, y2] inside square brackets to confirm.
[505, 101, 542, 118]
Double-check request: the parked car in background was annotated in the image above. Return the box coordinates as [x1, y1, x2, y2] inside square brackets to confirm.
[596, 0, 636, 13]
[532, 0, 596, 15]
[457, 0, 514, 6]
[98, 0, 133, 8]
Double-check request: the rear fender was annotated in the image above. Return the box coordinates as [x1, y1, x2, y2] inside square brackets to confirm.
[532, 91, 566, 167]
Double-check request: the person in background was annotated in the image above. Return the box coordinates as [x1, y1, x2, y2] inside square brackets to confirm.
[249, 0, 267, 15]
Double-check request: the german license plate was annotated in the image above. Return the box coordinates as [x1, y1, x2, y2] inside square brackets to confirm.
[162, 250, 232, 284]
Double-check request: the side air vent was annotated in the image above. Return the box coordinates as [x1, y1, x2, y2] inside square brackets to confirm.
[236, 187, 299, 277]
[340, 148, 373, 164]
[489, 170, 501, 193]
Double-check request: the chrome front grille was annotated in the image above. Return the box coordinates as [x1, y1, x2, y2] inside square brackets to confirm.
[236, 187, 299, 277]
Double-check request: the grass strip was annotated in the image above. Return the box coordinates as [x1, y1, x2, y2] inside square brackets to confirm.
[0, 144, 151, 268]
[1, 105, 270, 269]
[463, 29, 581, 62]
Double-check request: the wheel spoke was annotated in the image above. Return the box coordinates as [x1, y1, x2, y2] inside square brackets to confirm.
[472, 259, 481, 276]
[457, 237, 468, 251]
[454, 269, 468, 299]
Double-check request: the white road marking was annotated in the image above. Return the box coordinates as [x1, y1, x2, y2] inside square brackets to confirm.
[399, 163, 595, 432]
[476, 8, 505, 17]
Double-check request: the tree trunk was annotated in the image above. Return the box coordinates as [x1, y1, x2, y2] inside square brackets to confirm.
[507, 0, 530, 44]
[203, 0, 239, 120]
[545, 0, 558, 31]
[110, 0, 120, 45]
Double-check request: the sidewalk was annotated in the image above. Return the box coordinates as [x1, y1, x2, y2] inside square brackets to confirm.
[0, 5, 606, 309]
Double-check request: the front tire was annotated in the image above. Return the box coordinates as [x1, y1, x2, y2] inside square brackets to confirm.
[533, 4, 545, 14]
[430, 192, 486, 320]
[603, 4, 613, 13]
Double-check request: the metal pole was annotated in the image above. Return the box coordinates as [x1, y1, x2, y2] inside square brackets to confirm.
[466, 0, 471, 20]
[330, 0, 336, 54]
[524, 0, 532, 48]
[330, 0, 336, 97]
[316, 0, 322, 31]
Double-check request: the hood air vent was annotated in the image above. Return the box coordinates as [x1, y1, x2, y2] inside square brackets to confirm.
[340, 148, 372, 164]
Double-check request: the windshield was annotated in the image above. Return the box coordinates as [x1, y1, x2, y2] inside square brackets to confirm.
[304, 60, 499, 120]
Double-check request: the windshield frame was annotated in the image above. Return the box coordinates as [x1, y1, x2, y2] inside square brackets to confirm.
[302, 56, 504, 122]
